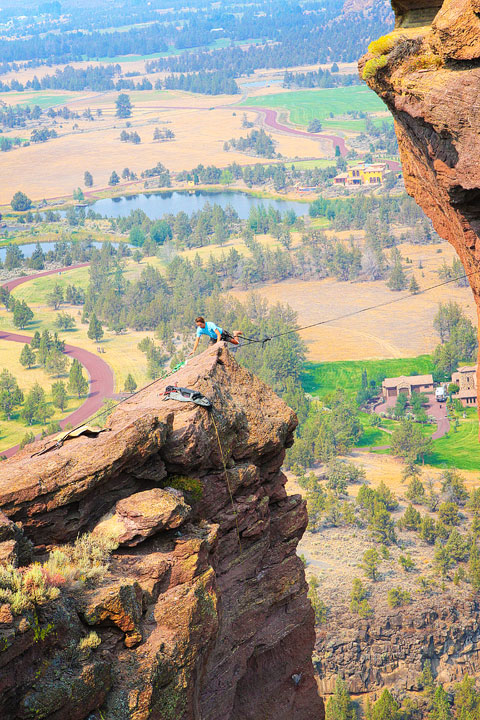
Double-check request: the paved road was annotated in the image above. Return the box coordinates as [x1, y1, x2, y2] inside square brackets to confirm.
[0, 265, 115, 459]
[241, 106, 348, 157]
[374, 394, 451, 443]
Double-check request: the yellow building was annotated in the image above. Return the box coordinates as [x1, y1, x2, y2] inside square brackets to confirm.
[334, 163, 389, 186]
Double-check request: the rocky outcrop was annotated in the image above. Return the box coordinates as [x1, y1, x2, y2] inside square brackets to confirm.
[0, 345, 323, 720]
[315, 594, 480, 695]
[360, 0, 480, 406]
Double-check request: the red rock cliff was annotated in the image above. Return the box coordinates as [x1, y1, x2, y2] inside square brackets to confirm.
[0, 345, 324, 720]
[360, 0, 480, 403]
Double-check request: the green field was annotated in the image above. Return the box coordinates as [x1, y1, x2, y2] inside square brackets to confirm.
[242, 87, 387, 127]
[94, 37, 241, 64]
[301, 355, 435, 401]
[0, 93, 77, 109]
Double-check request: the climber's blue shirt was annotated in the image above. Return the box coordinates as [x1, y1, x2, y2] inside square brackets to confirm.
[196, 321, 222, 339]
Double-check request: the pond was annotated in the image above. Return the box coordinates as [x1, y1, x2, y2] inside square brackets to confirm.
[88, 190, 310, 220]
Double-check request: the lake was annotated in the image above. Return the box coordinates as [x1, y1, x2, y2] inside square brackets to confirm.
[88, 190, 310, 220]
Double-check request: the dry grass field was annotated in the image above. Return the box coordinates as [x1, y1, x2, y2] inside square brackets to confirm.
[232, 241, 477, 362]
[0, 87, 326, 205]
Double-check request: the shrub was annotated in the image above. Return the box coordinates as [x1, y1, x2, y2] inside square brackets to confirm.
[398, 503, 422, 532]
[387, 587, 411, 608]
[0, 563, 60, 615]
[43, 533, 118, 589]
[79, 631, 101, 653]
[368, 34, 397, 56]
[363, 55, 388, 81]
[398, 553, 415, 572]
[350, 578, 373, 617]
[406, 51, 442, 73]
[438, 501, 460, 527]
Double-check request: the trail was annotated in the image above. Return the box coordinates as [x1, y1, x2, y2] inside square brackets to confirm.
[0, 264, 115, 459]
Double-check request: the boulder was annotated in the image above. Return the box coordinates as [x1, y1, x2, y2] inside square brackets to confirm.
[92, 487, 191, 547]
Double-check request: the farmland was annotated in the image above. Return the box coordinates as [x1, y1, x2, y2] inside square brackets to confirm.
[241, 86, 388, 127]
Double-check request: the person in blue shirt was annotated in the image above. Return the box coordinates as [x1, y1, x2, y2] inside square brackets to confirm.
[190, 316, 242, 355]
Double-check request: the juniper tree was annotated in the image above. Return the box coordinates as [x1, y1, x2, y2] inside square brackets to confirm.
[124, 374, 137, 393]
[0, 370, 23, 419]
[68, 359, 89, 398]
[87, 313, 103, 342]
[51, 380, 68, 411]
[19, 343, 36, 369]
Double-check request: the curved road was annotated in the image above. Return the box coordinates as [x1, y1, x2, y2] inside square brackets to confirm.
[1, 264, 115, 459]
[241, 106, 348, 157]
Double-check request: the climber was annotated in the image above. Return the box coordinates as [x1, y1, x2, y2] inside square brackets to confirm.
[189, 316, 242, 355]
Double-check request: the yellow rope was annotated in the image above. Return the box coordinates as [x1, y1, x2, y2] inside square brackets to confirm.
[211, 412, 243, 553]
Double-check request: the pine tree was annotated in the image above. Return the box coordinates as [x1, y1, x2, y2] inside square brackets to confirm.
[115, 93, 132, 118]
[326, 676, 357, 720]
[84, 171, 93, 187]
[0, 369, 23, 420]
[370, 689, 401, 720]
[21, 382, 52, 425]
[409, 274, 420, 294]
[124, 374, 137, 393]
[31, 330, 41, 349]
[361, 547, 380, 581]
[51, 380, 68, 411]
[469, 540, 480, 590]
[68, 359, 89, 398]
[45, 348, 69, 377]
[387, 260, 407, 292]
[19, 343, 36, 369]
[12, 300, 34, 329]
[87, 313, 104, 342]
[431, 685, 451, 720]
[108, 171, 120, 186]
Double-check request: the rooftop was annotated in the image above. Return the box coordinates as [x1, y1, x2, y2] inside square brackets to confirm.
[382, 374, 434, 388]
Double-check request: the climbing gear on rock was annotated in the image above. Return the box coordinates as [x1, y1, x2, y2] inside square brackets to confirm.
[32, 426, 110, 456]
[163, 385, 213, 409]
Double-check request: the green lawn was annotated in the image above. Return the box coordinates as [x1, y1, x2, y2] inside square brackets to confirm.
[242, 87, 387, 127]
[301, 355, 435, 401]
[424, 420, 480, 471]
[11, 267, 91, 305]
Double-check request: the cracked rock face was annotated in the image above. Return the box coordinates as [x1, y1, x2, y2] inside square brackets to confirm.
[361, 1, 480, 408]
[0, 345, 324, 720]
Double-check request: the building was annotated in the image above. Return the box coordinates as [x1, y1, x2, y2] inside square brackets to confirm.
[381, 374, 435, 400]
[333, 162, 390, 187]
[452, 365, 478, 407]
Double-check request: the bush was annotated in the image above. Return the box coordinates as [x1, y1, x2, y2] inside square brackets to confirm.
[350, 578, 373, 617]
[362, 55, 388, 81]
[43, 533, 118, 589]
[368, 34, 397, 56]
[387, 587, 411, 608]
[398, 553, 415, 572]
[78, 631, 101, 654]
[438, 501, 460, 527]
